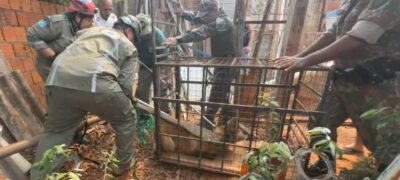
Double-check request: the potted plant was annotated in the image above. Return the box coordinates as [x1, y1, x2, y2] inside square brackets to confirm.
[240, 141, 292, 180]
[294, 127, 343, 179]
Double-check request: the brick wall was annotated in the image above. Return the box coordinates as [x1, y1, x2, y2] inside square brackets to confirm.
[0, 0, 67, 106]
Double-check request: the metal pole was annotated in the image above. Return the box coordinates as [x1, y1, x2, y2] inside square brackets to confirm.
[0, 117, 101, 159]
[150, 0, 162, 159]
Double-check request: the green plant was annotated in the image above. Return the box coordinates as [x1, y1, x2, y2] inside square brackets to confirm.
[33, 144, 81, 180]
[258, 91, 281, 142]
[258, 91, 280, 108]
[361, 107, 400, 163]
[102, 151, 120, 180]
[136, 108, 155, 144]
[45, 172, 81, 180]
[243, 141, 292, 180]
[308, 127, 343, 157]
[33, 144, 71, 176]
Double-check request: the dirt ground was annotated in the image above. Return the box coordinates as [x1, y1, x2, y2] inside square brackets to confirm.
[13, 119, 367, 180]
[61, 121, 237, 180]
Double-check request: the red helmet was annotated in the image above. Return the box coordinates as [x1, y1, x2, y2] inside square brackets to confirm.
[68, 0, 97, 16]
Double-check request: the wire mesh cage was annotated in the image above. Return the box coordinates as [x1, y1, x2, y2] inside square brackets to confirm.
[152, 57, 331, 175]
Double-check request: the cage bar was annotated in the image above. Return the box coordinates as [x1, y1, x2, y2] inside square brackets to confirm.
[153, 57, 331, 175]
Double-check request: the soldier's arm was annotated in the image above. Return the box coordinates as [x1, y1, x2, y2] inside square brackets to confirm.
[181, 11, 197, 21]
[296, 14, 339, 58]
[155, 29, 167, 61]
[176, 18, 230, 43]
[27, 16, 63, 58]
[118, 47, 139, 99]
[347, 0, 400, 45]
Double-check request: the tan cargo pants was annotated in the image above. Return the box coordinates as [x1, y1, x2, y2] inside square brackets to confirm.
[30, 86, 136, 179]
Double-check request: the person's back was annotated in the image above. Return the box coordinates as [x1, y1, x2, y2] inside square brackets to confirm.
[30, 15, 142, 180]
[136, 27, 165, 69]
[47, 26, 137, 94]
[208, 9, 235, 57]
[27, 0, 97, 81]
[27, 14, 77, 80]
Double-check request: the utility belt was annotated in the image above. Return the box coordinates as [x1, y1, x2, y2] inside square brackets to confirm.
[332, 57, 400, 85]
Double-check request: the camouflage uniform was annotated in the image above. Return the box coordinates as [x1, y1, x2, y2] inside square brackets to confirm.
[319, 0, 400, 164]
[135, 27, 170, 112]
[30, 27, 139, 179]
[27, 14, 76, 81]
[177, 8, 236, 129]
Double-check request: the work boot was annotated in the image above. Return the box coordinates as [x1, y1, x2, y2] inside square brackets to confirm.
[110, 159, 136, 178]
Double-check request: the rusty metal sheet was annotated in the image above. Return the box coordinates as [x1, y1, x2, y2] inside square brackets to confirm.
[0, 71, 45, 141]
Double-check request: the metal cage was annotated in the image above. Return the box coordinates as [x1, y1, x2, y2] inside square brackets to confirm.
[152, 57, 331, 175]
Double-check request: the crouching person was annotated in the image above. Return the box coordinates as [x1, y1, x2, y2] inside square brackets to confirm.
[30, 15, 142, 179]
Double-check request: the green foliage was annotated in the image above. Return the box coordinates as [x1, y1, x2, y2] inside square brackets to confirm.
[258, 91, 281, 142]
[45, 172, 81, 180]
[102, 151, 120, 180]
[308, 127, 343, 157]
[33, 144, 71, 177]
[136, 108, 155, 144]
[243, 142, 292, 180]
[258, 91, 280, 108]
[361, 107, 400, 161]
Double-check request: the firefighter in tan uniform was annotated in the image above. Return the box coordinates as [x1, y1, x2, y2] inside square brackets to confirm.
[27, 0, 96, 81]
[30, 15, 142, 179]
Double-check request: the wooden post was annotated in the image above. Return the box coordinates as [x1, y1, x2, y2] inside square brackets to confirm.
[252, 0, 273, 59]
[283, 0, 309, 56]
[233, 0, 246, 57]
[275, 0, 309, 113]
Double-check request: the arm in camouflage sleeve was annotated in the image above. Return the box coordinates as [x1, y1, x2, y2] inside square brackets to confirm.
[347, 0, 400, 44]
[155, 28, 167, 61]
[27, 16, 63, 51]
[181, 11, 197, 21]
[176, 18, 230, 43]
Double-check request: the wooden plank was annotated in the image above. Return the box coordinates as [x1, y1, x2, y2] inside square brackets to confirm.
[276, 0, 309, 109]
[233, 0, 246, 57]
[252, 0, 274, 59]
[378, 154, 400, 180]
[136, 99, 223, 141]
[284, 0, 309, 56]
[160, 142, 248, 175]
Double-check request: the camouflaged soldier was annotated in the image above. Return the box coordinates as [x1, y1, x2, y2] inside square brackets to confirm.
[27, 0, 96, 81]
[165, 0, 236, 130]
[275, 0, 400, 176]
[30, 15, 141, 179]
[135, 13, 170, 113]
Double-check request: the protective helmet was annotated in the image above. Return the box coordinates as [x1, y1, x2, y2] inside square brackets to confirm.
[68, 0, 97, 17]
[136, 13, 151, 36]
[117, 15, 142, 42]
[197, 0, 219, 18]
